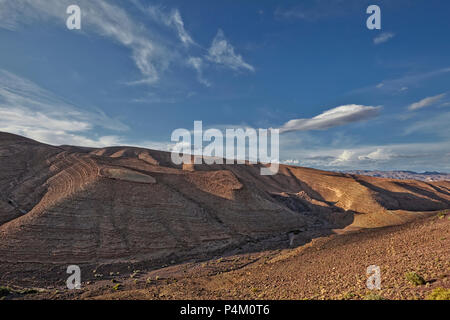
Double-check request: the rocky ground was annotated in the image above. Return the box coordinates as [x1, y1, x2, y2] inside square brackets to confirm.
[2, 212, 448, 300]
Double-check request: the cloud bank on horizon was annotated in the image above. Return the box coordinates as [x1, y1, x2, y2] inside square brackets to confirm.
[0, 0, 449, 172]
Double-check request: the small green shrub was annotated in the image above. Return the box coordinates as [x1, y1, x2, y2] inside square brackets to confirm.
[18, 288, 38, 295]
[112, 284, 122, 291]
[426, 287, 450, 300]
[250, 287, 260, 293]
[342, 292, 356, 300]
[405, 272, 426, 286]
[437, 211, 445, 219]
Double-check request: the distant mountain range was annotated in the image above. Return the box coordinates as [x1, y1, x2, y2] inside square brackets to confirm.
[343, 170, 450, 181]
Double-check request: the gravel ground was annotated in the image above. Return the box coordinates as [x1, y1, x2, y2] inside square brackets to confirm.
[3, 213, 448, 300]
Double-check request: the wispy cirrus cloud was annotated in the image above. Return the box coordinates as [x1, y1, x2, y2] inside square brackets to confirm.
[170, 9, 195, 47]
[187, 57, 211, 87]
[186, 29, 255, 86]
[279, 104, 381, 133]
[131, 1, 195, 47]
[206, 29, 255, 72]
[353, 67, 450, 94]
[0, 69, 129, 147]
[407, 93, 446, 111]
[0, 0, 174, 85]
[0, 0, 254, 88]
[0, 70, 179, 150]
[373, 32, 395, 45]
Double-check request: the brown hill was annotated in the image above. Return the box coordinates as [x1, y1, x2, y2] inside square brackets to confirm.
[0, 131, 449, 283]
[77, 214, 449, 300]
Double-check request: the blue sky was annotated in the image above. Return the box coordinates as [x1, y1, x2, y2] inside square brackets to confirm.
[0, 0, 449, 171]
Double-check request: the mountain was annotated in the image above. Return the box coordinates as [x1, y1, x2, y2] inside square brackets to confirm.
[343, 170, 450, 181]
[0, 131, 449, 287]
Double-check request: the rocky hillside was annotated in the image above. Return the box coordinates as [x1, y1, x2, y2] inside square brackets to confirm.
[0, 132, 449, 272]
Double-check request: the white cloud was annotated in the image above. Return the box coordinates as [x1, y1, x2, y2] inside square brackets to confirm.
[358, 148, 391, 161]
[330, 150, 354, 166]
[373, 32, 395, 45]
[1, 1, 255, 87]
[0, 69, 129, 147]
[407, 93, 446, 111]
[280, 141, 450, 171]
[0, 107, 124, 148]
[187, 57, 211, 87]
[0, 0, 193, 85]
[133, 2, 195, 47]
[171, 9, 195, 47]
[206, 29, 255, 72]
[0, 69, 181, 150]
[279, 104, 381, 133]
